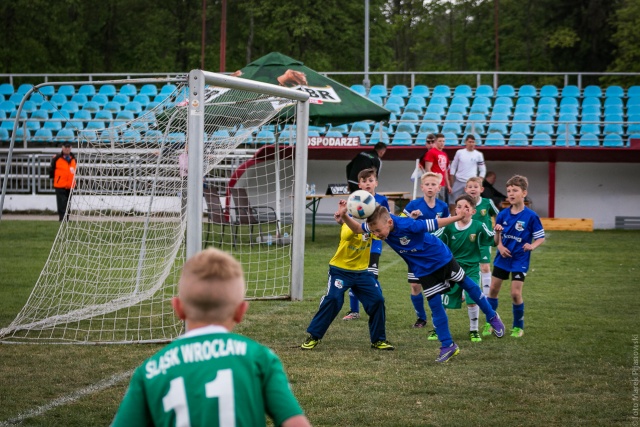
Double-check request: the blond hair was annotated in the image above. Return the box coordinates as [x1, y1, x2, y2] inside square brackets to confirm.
[466, 176, 483, 186]
[506, 175, 528, 192]
[366, 205, 390, 225]
[178, 248, 245, 324]
[421, 171, 442, 184]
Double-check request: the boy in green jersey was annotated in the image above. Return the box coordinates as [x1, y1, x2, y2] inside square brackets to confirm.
[434, 194, 496, 342]
[112, 248, 311, 427]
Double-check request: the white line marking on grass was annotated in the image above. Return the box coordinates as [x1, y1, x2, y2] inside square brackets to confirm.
[0, 369, 134, 426]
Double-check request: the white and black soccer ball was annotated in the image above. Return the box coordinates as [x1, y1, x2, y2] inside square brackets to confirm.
[347, 190, 377, 219]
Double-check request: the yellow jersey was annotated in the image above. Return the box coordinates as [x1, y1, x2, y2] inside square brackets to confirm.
[329, 224, 372, 271]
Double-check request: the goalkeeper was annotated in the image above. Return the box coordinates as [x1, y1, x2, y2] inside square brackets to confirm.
[112, 248, 311, 427]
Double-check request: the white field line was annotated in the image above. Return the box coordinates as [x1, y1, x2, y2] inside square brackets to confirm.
[0, 369, 134, 426]
[0, 256, 405, 425]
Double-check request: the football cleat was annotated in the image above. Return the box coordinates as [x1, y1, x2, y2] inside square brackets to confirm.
[469, 330, 482, 343]
[427, 330, 439, 341]
[342, 311, 360, 320]
[436, 343, 460, 363]
[371, 340, 395, 350]
[301, 335, 321, 350]
[489, 313, 505, 338]
[510, 327, 524, 338]
[412, 318, 427, 328]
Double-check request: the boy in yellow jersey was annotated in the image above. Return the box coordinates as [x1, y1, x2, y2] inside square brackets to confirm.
[301, 200, 394, 351]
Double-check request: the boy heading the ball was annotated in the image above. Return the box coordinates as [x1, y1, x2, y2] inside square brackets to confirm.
[339, 205, 506, 362]
[343, 168, 390, 321]
[487, 175, 545, 338]
[301, 197, 394, 351]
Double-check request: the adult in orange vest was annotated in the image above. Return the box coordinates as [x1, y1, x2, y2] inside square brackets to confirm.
[49, 142, 77, 221]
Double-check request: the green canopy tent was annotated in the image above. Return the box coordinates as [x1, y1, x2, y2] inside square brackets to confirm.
[235, 52, 391, 126]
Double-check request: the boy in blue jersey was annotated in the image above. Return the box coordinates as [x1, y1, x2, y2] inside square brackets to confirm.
[301, 199, 394, 351]
[343, 168, 389, 321]
[340, 205, 506, 363]
[112, 248, 311, 427]
[402, 172, 450, 330]
[487, 175, 545, 338]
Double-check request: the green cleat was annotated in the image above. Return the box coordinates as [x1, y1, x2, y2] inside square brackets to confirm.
[371, 340, 395, 350]
[427, 330, 439, 341]
[469, 330, 482, 343]
[510, 327, 524, 338]
[481, 322, 493, 337]
[301, 335, 321, 350]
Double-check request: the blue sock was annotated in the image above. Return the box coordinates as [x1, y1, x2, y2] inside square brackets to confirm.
[411, 293, 427, 321]
[348, 290, 359, 313]
[457, 276, 496, 321]
[427, 295, 452, 347]
[513, 302, 524, 329]
[488, 297, 499, 310]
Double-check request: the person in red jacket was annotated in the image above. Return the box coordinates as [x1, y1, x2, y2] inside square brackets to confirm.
[49, 142, 77, 221]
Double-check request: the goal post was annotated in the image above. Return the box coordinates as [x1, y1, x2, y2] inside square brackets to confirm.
[0, 70, 310, 344]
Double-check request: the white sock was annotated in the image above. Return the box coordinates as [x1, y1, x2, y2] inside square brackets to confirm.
[468, 305, 479, 331]
[481, 272, 491, 296]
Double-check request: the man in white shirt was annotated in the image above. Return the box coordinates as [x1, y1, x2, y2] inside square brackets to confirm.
[449, 135, 486, 202]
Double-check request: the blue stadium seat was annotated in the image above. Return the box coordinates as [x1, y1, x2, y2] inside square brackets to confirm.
[579, 133, 599, 147]
[390, 85, 409, 98]
[604, 105, 623, 116]
[82, 101, 100, 114]
[580, 114, 601, 136]
[453, 85, 472, 98]
[560, 97, 579, 107]
[38, 101, 57, 114]
[392, 131, 413, 145]
[581, 105, 601, 117]
[54, 128, 75, 144]
[112, 93, 130, 105]
[88, 94, 106, 107]
[98, 85, 116, 98]
[78, 84, 96, 97]
[539, 85, 559, 98]
[141, 129, 162, 144]
[605, 86, 624, 98]
[604, 97, 623, 108]
[21, 100, 37, 115]
[583, 85, 602, 98]
[125, 101, 143, 116]
[139, 84, 158, 98]
[475, 85, 494, 98]
[29, 93, 44, 106]
[50, 94, 67, 108]
[508, 133, 529, 146]
[58, 85, 75, 97]
[447, 104, 467, 115]
[350, 85, 367, 96]
[407, 96, 427, 108]
[39, 85, 55, 97]
[496, 85, 515, 97]
[385, 95, 404, 108]
[555, 134, 576, 146]
[121, 130, 141, 143]
[516, 105, 535, 117]
[403, 103, 423, 115]
[469, 103, 490, 116]
[120, 84, 138, 98]
[603, 114, 624, 135]
[13, 128, 31, 142]
[94, 110, 114, 123]
[488, 113, 509, 135]
[531, 133, 552, 146]
[351, 121, 372, 134]
[9, 93, 24, 104]
[367, 94, 383, 106]
[400, 112, 419, 122]
[556, 114, 578, 136]
[603, 134, 623, 147]
[484, 133, 505, 146]
[411, 85, 430, 98]
[369, 85, 387, 98]
[369, 131, 390, 145]
[512, 112, 533, 123]
[396, 122, 416, 134]
[442, 122, 461, 136]
[33, 128, 53, 143]
[384, 103, 401, 115]
[626, 116, 640, 135]
[414, 132, 430, 145]
[0, 83, 14, 97]
[465, 113, 487, 132]
[160, 84, 177, 96]
[494, 97, 513, 108]
[511, 123, 531, 136]
[419, 119, 439, 135]
[536, 104, 557, 116]
[30, 109, 49, 122]
[443, 132, 459, 145]
[627, 86, 640, 98]
[0, 127, 9, 142]
[516, 96, 535, 107]
[372, 123, 392, 135]
[561, 85, 580, 98]
[627, 97, 640, 108]
[533, 114, 554, 135]
[559, 104, 579, 116]
[114, 110, 134, 127]
[0, 100, 16, 114]
[328, 124, 349, 134]
[348, 131, 368, 145]
[425, 104, 445, 117]
[16, 83, 34, 96]
[103, 101, 121, 114]
[432, 85, 451, 98]
[61, 101, 80, 115]
[582, 97, 601, 108]
[538, 97, 557, 109]
[492, 104, 512, 116]
[429, 96, 448, 107]
[450, 96, 470, 108]
[518, 85, 537, 97]
[71, 94, 88, 105]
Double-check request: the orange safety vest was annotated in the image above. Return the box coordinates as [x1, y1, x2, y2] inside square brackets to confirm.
[50, 154, 77, 190]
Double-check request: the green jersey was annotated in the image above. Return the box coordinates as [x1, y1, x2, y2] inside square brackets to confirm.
[112, 325, 304, 427]
[472, 197, 499, 230]
[434, 219, 495, 266]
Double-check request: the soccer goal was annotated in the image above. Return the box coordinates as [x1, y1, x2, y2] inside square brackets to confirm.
[0, 70, 309, 343]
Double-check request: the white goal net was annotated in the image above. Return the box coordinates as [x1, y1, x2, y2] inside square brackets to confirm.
[0, 71, 309, 343]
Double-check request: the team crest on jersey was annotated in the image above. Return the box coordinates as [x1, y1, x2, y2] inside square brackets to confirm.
[362, 233, 371, 242]
[515, 220, 525, 231]
[480, 209, 487, 216]
[334, 279, 344, 289]
[399, 236, 411, 245]
[469, 234, 477, 242]
[436, 212, 442, 218]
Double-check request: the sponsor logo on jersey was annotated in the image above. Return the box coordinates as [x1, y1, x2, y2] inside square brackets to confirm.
[399, 236, 411, 245]
[334, 279, 344, 289]
[469, 234, 477, 242]
[451, 235, 456, 240]
[516, 220, 525, 231]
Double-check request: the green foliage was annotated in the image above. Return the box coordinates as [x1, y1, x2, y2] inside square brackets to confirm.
[0, 222, 638, 426]
[605, 0, 640, 84]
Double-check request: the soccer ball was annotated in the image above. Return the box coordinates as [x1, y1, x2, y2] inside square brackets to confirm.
[347, 190, 377, 219]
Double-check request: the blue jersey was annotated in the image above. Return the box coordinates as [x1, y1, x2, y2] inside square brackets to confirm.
[363, 215, 453, 278]
[494, 207, 545, 272]
[370, 193, 390, 255]
[403, 197, 450, 221]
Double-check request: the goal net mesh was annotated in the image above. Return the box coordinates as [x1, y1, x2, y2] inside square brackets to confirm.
[1, 77, 300, 343]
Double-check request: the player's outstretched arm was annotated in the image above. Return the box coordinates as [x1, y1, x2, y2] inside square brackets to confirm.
[435, 209, 465, 229]
[338, 200, 363, 234]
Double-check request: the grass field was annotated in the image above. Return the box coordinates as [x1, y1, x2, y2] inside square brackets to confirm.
[1, 221, 639, 426]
